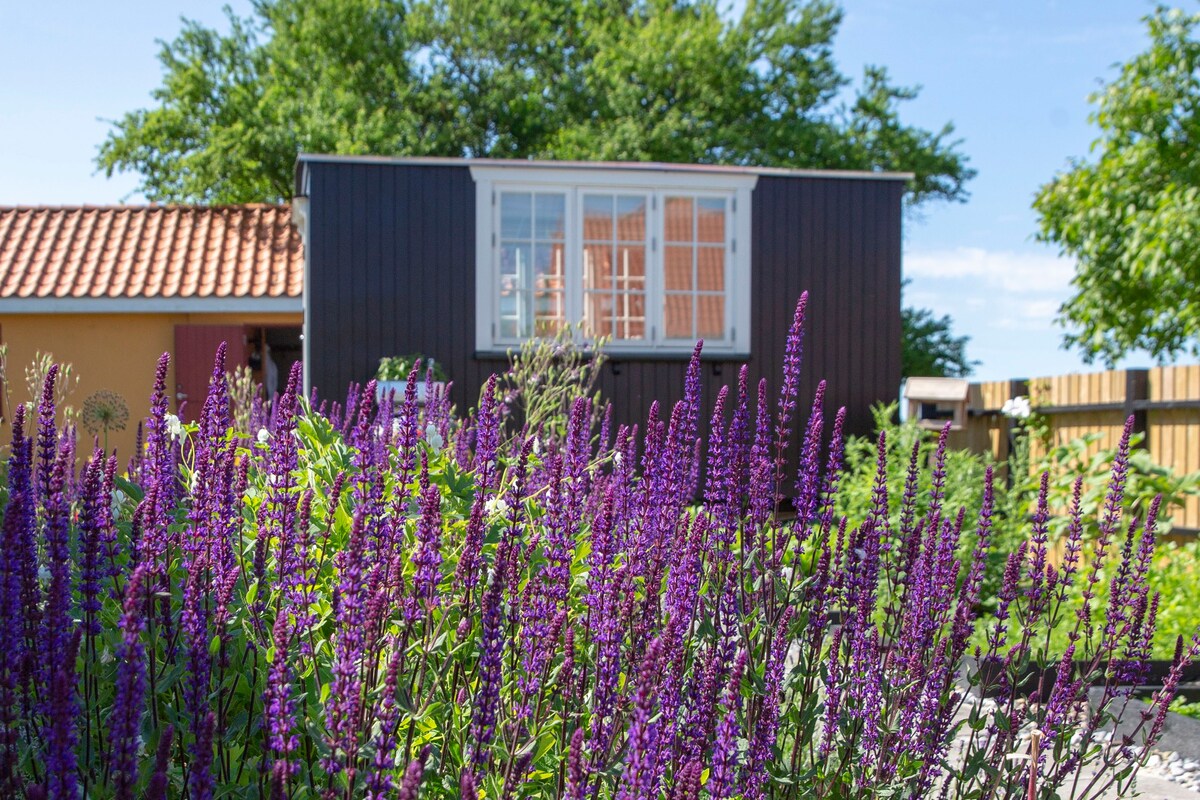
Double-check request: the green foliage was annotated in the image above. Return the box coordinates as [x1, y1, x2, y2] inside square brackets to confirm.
[1169, 696, 1200, 721]
[1034, 6, 1200, 365]
[376, 354, 448, 382]
[97, 0, 974, 206]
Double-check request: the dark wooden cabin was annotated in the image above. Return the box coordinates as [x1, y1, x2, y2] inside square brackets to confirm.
[293, 156, 905, 455]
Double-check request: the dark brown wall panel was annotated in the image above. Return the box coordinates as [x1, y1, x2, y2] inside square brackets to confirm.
[304, 162, 903, 482]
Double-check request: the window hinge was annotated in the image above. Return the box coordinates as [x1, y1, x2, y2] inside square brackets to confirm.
[732, 197, 737, 213]
[732, 326, 736, 342]
[651, 237, 657, 252]
[492, 322, 497, 339]
[492, 232, 496, 247]
[651, 195, 657, 210]
[731, 238, 736, 253]
[491, 190, 496, 206]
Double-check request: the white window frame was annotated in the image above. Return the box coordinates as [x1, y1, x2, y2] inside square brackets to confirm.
[472, 166, 755, 357]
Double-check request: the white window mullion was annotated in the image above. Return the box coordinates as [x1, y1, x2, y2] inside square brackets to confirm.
[566, 189, 580, 344]
[650, 190, 662, 348]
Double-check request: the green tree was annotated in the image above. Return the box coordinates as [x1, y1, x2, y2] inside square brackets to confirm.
[1034, 6, 1200, 366]
[98, 0, 973, 206]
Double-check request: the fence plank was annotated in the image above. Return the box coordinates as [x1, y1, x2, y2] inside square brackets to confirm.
[964, 365, 1200, 531]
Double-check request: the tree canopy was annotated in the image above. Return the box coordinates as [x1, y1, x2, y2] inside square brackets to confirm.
[97, 0, 973, 205]
[1034, 6, 1200, 366]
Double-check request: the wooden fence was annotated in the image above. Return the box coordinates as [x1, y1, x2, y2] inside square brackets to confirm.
[961, 365, 1200, 532]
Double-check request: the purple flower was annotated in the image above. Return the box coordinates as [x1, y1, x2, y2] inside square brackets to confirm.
[110, 566, 149, 800]
[669, 761, 702, 800]
[396, 748, 428, 800]
[78, 451, 107, 636]
[470, 574, 505, 771]
[325, 509, 370, 774]
[46, 630, 80, 800]
[263, 608, 298, 788]
[771, 293, 808, 485]
[746, 608, 794, 800]
[412, 458, 444, 612]
[616, 635, 666, 800]
[144, 725, 174, 800]
[708, 650, 747, 799]
[566, 727, 587, 800]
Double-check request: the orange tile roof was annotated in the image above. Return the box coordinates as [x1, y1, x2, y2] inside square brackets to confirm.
[0, 205, 303, 301]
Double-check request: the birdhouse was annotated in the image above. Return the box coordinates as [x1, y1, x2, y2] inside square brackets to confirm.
[904, 377, 970, 431]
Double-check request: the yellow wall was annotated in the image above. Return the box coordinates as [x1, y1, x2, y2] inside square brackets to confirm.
[1, 312, 301, 464]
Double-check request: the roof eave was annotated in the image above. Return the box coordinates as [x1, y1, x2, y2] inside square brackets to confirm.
[293, 154, 916, 182]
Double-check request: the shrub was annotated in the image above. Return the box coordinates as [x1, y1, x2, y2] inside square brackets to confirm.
[0, 297, 1194, 799]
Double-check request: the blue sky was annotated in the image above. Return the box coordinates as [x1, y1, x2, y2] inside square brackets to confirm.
[0, 1, 1169, 381]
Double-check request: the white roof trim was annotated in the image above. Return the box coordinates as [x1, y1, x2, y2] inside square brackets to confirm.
[0, 297, 304, 314]
[469, 164, 757, 191]
[905, 377, 970, 402]
[298, 154, 914, 182]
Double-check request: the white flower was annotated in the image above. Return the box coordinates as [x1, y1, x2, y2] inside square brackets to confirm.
[485, 496, 510, 517]
[613, 450, 623, 467]
[532, 437, 542, 456]
[1001, 396, 1032, 420]
[425, 423, 444, 452]
[165, 413, 183, 441]
[111, 488, 127, 516]
[256, 428, 271, 445]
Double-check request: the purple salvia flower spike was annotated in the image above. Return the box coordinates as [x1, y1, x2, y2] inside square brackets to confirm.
[708, 649, 748, 800]
[616, 635, 667, 800]
[772, 293, 808, 490]
[110, 566, 149, 800]
[566, 727, 587, 800]
[143, 725, 174, 800]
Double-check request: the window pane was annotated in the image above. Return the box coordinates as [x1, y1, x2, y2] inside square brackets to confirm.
[697, 247, 724, 292]
[500, 193, 532, 239]
[664, 197, 694, 243]
[665, 293, 693, 339]
[616, 245, 645, 292]
[535, 194, 565, 240]
[534, 243, 564, 290]
[697, 197, 726, 243]
[534, 290, 565, 335]
[617, 293, 646, 340]
[698, 295, 725, 339]
[584, 244, 614, 290]
[616, 195, 646, 241]
[664, 246, 693, 291]
[583, 194, 613, 241]
[500, 243, 531, 281]
[584, 291, 615, 338]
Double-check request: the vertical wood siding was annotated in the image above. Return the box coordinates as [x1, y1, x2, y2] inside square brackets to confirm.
[304, 162, 903, 482]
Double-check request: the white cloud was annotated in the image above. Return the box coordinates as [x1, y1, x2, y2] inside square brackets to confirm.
[905, 247, 1074, 294]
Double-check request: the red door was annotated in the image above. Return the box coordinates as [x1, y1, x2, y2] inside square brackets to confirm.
[174, 325, 248, 421]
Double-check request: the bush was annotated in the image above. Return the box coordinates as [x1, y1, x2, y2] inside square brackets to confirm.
[0, 298, 1195, 799]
